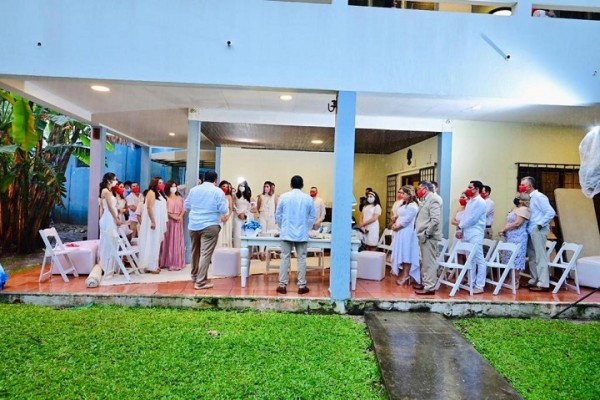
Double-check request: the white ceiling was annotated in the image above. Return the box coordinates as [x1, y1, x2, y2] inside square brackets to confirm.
[2, 77, 599, 150]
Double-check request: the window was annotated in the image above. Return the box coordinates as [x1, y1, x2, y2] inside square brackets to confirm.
[385, 174, 397, 225]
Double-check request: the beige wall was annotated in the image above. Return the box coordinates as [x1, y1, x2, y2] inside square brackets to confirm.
[449, 121, 586, 236]
[386, 136, 439, 177]
[353, 154, 388, 226]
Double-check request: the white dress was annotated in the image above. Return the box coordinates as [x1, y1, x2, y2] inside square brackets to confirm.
[258, 194, 278, 232]
[217, 196, 234, 248]
[362, 204, 381, 246]
[138, 195, 168, 271]
[390, 202, 421, 283]
[232, 196, 252, 248]
[99, 196, 119, 274]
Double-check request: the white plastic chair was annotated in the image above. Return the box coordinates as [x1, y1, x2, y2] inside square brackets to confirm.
[39, 228, 79, 283]
[377, 228, 394, 267]
[116, 229, 141, 275]
[485, 242, 520, 295]
[102, 230, 141, 282]
[436, 238, 450, 263]
[436, 241, 476, 297]
[483, 238, 498, 280]
[549, 242, 583, 294]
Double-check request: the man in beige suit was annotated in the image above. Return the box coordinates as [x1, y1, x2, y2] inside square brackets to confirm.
[414, 181, 443, 295]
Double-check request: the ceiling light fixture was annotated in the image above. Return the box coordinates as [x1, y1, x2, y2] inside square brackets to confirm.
[279, 95, 293, 101]
[311, 139, 323, 144]
[168, 132, 176, 136]
[490, 7, 512, 16]
[91, 85, 110, 92]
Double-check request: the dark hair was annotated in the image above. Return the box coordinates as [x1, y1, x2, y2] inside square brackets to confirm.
[483, 185, 492, 194]
[99, 172, 116, 198]
[366, 190, 381, 207]
[431, 181, 438, 188]
[148, 177, 163, 201]
[291, 175, 304, 189]
[165, 179, 180, 196]
[311, 186, 317, 191]
[418, 181, 434, 192]
[365, 187, 373, 193]
[236, 181, 252, 201]
[521, 176, 536, 189]
[205, 171, 218, 184]
[470, 180, 484, 192]
[123, 180, 132, 187]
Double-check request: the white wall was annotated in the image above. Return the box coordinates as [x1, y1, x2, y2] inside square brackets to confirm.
[449, 121, 586, 235]
[1, 0, 599, 105]
[386, 136, 438, 177]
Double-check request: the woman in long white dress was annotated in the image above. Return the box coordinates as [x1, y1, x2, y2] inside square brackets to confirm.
[138, 177, 168, 273]
[98, 172, 122, 274]
[256, 181, 278, 259]
[390, 188, 404, 226]
[216, 180, 234, 247]
[360, 191, 382, 251]
[391, 185, 421, 286]
[232, 181, 254, 248]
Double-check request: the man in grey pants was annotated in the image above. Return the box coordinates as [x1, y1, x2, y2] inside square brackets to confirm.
[184, 171, 228, 290]
[414, 181, 443, 295]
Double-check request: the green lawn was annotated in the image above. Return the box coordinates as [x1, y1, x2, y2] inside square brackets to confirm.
[0, 305, 384, 400]
[454, 318, 600, 400]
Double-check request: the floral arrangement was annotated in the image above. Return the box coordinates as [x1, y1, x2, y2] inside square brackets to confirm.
[242, 220, 262, 231]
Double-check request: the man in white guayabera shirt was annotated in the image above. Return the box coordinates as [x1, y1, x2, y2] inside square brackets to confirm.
[275, 175, 316, 295]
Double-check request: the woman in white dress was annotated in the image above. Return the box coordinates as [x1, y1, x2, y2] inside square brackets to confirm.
[232, 181, 254, 248]
[390, 187, 404, 226]
[216, 180, 234, 248]
[391, 185, 421, 286]
[98, 172, 122, 274]
[360, 190, 382, 251]
[257, 181, 278, 259]
[138, 177, 168, 273]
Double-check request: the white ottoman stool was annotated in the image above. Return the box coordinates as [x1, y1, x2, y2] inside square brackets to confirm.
[576, 256, 600, 288]
[357, 251, 386, 281]
[52, 239, 99, 275]
[211, 248, 241, 277]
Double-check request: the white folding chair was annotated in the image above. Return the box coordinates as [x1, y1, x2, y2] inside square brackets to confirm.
[436, 238, 450, 263]
[549, 242, 583, 294]
[436, 241, 476, 297]
[485, 242, 520, 295]
[116, 229, 142, 275]
[306, 247, 326, 275]
[39, 228, 79, 283]
[377, 228, 394, 267]
[483, 238, 498, 280]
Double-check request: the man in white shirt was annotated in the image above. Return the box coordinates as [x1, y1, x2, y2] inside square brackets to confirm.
[184, 171, 229, 290]
[457, 180, 487, 294]
[481, 185, 495, 239]
[125, 182, 143, 238]
[520, 176, 556, 292]
[309, 186, 326, 230]
[275, 175, 316, 295]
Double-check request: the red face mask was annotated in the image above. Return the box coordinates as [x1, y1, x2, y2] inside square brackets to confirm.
[310, 191, 317, 197]
[222, 187, 230, 194]
[416, 188, 426, 199]
[459, 198, 467, 206]
[518, 184, 527, 193]
[157, 183, 165, 192]
[465, 188, 475, 198]
[396, 193, 403, 200]
[132, 187, 140, 194]
[481, 192, 488, 199]
[116, 187, 125, 196]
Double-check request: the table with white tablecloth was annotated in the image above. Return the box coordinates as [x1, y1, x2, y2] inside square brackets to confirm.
[51, 240, 99, 275]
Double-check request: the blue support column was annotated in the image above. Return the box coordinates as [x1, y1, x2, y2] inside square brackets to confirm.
[185, 114, 202, 264]
[140, 146, 151, 189]
[330, 91, 356, 305]
[87, 126, 106, 240]
[437, 127, 453, 238]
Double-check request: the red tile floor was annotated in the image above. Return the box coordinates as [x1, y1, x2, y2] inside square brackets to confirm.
[4, 265, 600, 304]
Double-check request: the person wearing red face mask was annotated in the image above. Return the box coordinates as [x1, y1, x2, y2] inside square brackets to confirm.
[113, 182, 133, 240]
[126, 182, 143, 239]
[457, 180, 487, 294]
[216, 180, 234, 248]
[310, 186, 326, 230]
[520, 176, 556, 292]
[481, 185, 495, 239]
[413, 181, 443, 295]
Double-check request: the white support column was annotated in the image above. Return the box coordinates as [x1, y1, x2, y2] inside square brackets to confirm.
[438, 121, 453, 239]
[215, 145, 222, 178]
[184, 108, 202, 264]
[87, 126, 106, 240]
[330, 91, 357, 306]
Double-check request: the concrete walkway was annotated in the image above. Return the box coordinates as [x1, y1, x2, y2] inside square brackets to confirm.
[365, 312, 523, 400]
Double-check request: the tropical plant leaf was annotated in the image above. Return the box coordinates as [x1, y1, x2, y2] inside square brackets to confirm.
[105, 140, 114, 152]
[79, 135, 91, 146]
[72, 146, 91, 166]
[0, 173, 14, 192]
[11, 97, 38, 151]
